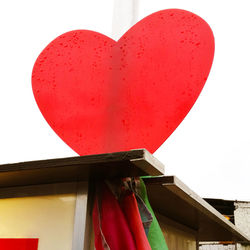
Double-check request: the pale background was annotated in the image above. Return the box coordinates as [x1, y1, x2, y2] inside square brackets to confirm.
[0, 193, 76, 249]
[0, 0, 249, 200]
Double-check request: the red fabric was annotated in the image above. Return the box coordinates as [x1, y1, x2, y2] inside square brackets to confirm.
[120, 192, 151, 250]
[92, 183, 136, 250]
[0, 239, 38, 250]
[92, 197, 105, 250]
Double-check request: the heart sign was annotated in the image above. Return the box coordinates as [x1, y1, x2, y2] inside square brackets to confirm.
[32, 9, 214, 156]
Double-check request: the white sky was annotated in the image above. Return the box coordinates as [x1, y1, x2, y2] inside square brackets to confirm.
[0, 0, 249, 201]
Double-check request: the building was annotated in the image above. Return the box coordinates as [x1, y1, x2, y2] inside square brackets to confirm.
[199, 199, 250, 250]
[0, 149, 249, 250]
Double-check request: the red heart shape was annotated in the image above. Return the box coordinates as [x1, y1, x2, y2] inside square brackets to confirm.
[32, 9, 214, 155]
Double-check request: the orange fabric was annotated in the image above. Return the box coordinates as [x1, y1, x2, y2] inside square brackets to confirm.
[120, 192, 151, 250]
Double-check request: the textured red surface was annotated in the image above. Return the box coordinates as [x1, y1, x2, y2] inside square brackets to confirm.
[92, 183, 137, 250]
[0, 239, 38, 250]
[32, 9, 214, 155]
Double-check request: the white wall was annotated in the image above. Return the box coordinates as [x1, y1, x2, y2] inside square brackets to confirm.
[235, 202, 250, 239]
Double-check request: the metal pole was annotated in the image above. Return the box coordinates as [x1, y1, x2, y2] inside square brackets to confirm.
[112, 0, 140, 40]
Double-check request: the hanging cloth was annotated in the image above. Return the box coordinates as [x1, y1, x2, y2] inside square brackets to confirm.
[137, 178, 169, 250]
[92, 182, 137, 250]
[120, 191, 151, 250]
[120, 177, 153, 235]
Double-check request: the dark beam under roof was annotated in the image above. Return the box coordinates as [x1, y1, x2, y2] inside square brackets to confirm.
[204, 198, 235, 224]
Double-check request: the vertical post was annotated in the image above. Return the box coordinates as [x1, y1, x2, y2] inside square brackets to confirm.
[112, 0, 140, 40]
[72, 182, 90, 250]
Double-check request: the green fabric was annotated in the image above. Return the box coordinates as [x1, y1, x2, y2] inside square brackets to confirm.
[139, 178, 169, 250]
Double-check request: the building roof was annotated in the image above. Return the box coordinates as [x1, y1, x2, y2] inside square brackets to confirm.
[144, 176, 250, 243]
[0, 149, 164, 187]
